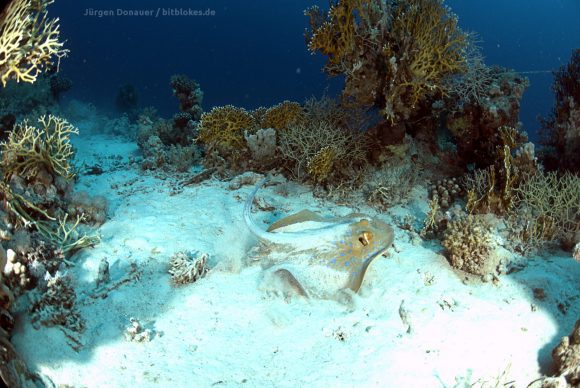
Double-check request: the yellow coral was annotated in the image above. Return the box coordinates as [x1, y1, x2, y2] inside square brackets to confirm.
[198, 105, 257, 149]
[392, 0, 467, 105]
[307, 146, 336, 183]
[1, 115, 78, 180]
[305, 0, 369, 69]
[306, 0, 467, 122]
[251, 106, 268, 124]
[0, 0, 68, 86]
[259, 101, 303, 131]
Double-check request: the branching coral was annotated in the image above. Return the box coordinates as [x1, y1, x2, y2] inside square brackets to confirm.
[306, 0, 467, 122]
[389, 0, 467, 106]
[258, 100, 303, 131]
[307, 146, 336, 183]
[508, 171, 580, 252]
[464, 126, 533, 215]
[0, 181, 99, 256]
[0, 0, 68, 86]
[0, 114, 78, 181]
[278, 119, 366, 183]
[197, 105, 257, 150]
[305, 1, 367, 69]
[366, 163, 418, 210]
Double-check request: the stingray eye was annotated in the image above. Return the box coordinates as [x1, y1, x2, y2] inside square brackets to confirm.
[358, 231, 373, 246]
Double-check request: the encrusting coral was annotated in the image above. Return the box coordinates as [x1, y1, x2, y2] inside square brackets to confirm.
[0, 0, 68, 86]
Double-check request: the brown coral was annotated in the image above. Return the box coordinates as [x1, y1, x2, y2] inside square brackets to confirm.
[259, 101, 303, 131]
[307, 146, 336, 183]
[442, 214, 497, 276]
[389, 0, 467, 107]
[306, 0, 467, 123]
[305, 1, 367, 69]
[0, 0, 68, 86]
[550, 320, 580, 386]
[197, 105, 257, 150]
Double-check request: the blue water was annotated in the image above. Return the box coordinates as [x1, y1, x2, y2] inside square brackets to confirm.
[53, 1, 579, 140]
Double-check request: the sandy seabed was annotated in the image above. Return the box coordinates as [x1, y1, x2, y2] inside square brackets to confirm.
[12, 130, 580, 387]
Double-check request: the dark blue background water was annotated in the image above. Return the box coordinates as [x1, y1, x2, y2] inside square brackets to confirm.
[53, 1, 580, 140]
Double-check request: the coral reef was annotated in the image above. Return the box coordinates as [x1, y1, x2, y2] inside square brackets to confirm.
[464, 126, 537, 216]
[427, 177, 463, 209]
[0, 256, 47, 387]
[0, 114, 77, 181]
[445, 67, 529, 168]
[198, 105, 257, 151]
[0, 244, 15, 309]
[65, 190, 108, 225]
[540, 49, 580, 173]
[3, 247, 31, 290]
[0, 73, 66, 121]
[306, 0, 467, 124]
[135, 77, 204, 172]
[29, 272, 85, 332]
[278, 118, 365, 183]
[442, 214, 499, 277]
[546, 320, 580, 387]
[365, 163, 418, 210]
[136, 112, 200, 172]
[0, 114, 100, 258]
[0, 0, 68, 86]
[258, 100, 303, 131]
[244, 127, 277, 165]
[167, 74, 202, 146]
[170, 74, 203, 123]
[508, 171, 580, 253]
[168, 251, 209, 286]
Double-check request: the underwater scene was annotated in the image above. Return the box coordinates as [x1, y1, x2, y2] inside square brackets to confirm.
[0, 0, 579, 386]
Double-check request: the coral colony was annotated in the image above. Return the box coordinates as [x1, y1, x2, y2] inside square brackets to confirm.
[0, 0, 577, 386]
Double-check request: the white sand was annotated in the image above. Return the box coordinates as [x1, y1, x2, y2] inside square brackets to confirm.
[11, 130, 580, 387]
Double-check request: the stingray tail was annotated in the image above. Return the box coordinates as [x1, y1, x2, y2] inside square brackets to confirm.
[244, 178, 269, 241]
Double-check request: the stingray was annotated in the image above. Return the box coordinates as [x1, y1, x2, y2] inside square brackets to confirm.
[244, 179, 394, 299]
